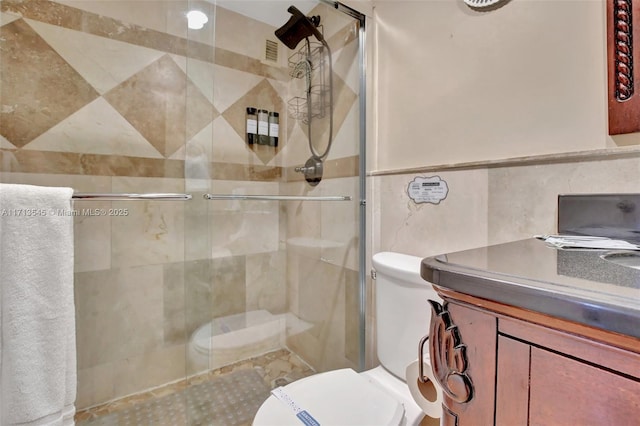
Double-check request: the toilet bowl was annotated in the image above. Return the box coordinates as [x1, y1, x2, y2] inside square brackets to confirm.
[253, 252, 443, 426]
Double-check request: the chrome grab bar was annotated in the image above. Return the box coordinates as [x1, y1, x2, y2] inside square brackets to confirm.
[73, 193, 192, 201]
[203, 194, 352, 201]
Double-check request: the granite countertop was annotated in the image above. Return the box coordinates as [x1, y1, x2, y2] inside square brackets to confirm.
[421, 238, 640, 339]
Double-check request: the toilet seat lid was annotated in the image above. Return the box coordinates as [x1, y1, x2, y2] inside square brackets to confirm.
[253, 368, 404, 426]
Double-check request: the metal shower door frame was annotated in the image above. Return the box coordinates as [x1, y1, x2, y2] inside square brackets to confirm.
[320, 0, 368, 371]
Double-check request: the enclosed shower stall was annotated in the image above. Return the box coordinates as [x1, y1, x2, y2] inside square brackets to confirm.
[0, 0, 365, 424]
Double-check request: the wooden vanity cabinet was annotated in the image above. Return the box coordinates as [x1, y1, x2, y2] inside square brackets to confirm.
[428, 291, 640, 425]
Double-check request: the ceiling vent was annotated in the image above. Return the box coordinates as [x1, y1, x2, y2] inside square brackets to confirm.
[265, 39, 278, 62]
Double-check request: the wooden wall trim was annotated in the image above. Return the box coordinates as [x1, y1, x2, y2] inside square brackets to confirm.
[608, 0, 640, 134]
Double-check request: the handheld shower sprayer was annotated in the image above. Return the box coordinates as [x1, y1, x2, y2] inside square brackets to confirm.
[275, 5, 335, 186]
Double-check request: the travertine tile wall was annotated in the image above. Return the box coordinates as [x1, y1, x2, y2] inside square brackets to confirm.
[371, 154, 640, 260]
[0, 0, 362, 409]
[367, 153, 640, 366]
[0, 0, 292, 173]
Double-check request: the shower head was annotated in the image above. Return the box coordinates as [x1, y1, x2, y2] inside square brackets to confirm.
[275, 6, 325, 50]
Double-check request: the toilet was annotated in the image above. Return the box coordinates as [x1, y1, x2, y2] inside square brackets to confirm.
[253, 252, 443, 426]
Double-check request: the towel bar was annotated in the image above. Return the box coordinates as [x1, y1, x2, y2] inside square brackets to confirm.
[72, 193, 192, 201]
[203, 194, 352, 201]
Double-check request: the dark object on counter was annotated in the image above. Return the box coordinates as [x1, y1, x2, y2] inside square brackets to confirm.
[558, 193, 640, 244]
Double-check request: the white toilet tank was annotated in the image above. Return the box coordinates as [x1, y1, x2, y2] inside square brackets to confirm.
[372, 252, 442, 379]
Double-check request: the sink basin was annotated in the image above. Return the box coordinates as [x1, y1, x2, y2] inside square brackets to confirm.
[600, 251, 640, 270]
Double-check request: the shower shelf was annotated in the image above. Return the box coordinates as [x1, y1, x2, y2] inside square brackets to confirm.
[288, 41, 325, 75]
[286, 32, 329, 124]
[288, 85, 329, 124]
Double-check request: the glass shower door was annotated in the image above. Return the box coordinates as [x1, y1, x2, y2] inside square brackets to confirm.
[182, 0, 365, 423]
[0, 0, 208, 423]
[0, 0, 364, 423]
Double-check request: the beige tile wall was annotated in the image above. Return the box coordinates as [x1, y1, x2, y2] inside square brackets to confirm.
[367, 153, 640, 368]
[0, 0, 290, 172]
[1, 0, 362, 409]
[370, 153, 640, 273]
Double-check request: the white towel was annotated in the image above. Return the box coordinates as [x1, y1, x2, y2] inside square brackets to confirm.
[0, 184, 76, 426]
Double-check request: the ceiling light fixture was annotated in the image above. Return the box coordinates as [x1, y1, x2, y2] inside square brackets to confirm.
[187, 10, 208, 30]
[463, 0, 509, 9]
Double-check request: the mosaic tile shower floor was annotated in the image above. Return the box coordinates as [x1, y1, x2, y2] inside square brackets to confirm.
[76, 349, 315, 426]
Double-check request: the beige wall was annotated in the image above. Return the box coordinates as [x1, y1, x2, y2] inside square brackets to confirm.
[373, 0, 640, 171]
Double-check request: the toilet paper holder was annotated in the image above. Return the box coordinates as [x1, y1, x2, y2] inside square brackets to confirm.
[417, 334, 431, 384]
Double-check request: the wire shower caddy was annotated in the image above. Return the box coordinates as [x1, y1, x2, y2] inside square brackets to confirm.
[287, 37, 329, 125]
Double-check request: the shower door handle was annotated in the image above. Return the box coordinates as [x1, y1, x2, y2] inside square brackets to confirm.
[203, 194, 351, 201]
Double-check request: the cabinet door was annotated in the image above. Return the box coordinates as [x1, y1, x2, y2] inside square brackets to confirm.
[495, 335, 530, 425]
[529, 347, 640, 426]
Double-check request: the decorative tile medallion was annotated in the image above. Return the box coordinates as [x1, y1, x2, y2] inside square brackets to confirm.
[0, 19, 99, 147]
[104, 55, 218, 159]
